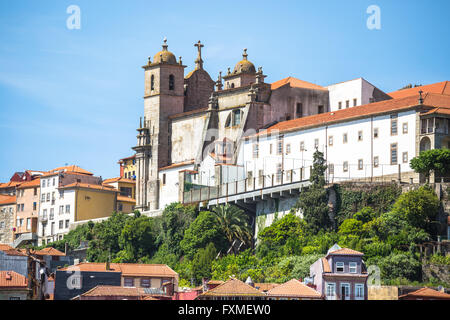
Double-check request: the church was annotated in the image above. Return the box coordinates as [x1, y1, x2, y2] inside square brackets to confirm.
[133, 39, 391, 215]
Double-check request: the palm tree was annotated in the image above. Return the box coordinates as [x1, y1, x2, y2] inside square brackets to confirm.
[211, 204, 253, 251]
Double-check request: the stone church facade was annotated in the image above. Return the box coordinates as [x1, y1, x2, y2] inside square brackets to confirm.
[133, 39, 388, 214]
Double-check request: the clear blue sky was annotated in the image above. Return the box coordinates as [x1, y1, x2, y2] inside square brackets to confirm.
[1, 0, 449, 181]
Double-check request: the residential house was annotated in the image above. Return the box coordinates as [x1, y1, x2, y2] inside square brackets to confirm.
[196, 278, 266, 300]
[0, 271, 29, 300]
[38, 166, 116, 245]
[0, 195, 16, 245]
[14, 178, 40, 247]
[118, 155, 136, 180]
[0, 244, 28, 277]
[55, 262, 178, 300]
[398, 287, 450, 300]
[310, 244, 368, 300]
[103, 177, 136, 199]
[266, 279, 323, 300]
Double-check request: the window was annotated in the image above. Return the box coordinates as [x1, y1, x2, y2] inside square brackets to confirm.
[59, 221, 63, 229]
[233, 109, 242, 126]
[276, 163, 282, 183]
[318, 105, 324, 114]
[118, 203, 123, 212]
[328, 136, 333, 146]
[258, 170, 264, 186]
[33, 187, 37, 196]
[124, 278, 134, 287]
[46, 193, 50, 202]
[355, 284, 364, 299]
[296, 103, 303, 118]
[253, 143, 259, 158]
[247, 171, 253, 188]
[42, 180, 46, 188]
[141, 278, 151, 288]
[326, 283, 336, 299]
[42, 209, 47, 219]
[150, 74, 155, 91]
[169, 75, 175, 90]
[269, 144, 273, 155]
[374, 156, 379, 168]
[343, 161, 348, 172]
[65, 205, 70, 214]
[374, 128, 379, 138]
[336, 262, 344, 272]
[391, 143, 398, 165]
[340, 283, 350, 299]
[20, 204, 24, 211]
[286, 143, 291, 155]
[59, 206, 64, 215]
[358, 131, 363, 141]
[59, 190, 64, 199]
[50, 208, 54, 220]
[65, 220, 69, 228]
[346, 100, 350, 108]
[391, 114, 398, 135]
[329, 164, 334, 175]
[33, 202, 37, 211]
[349, 262, 357, 273]
[300, 141, 305, 151]
[52, 178, 55, 186]
[403, 122, 408, 134]
[51, 222, 55, 235]
[402, 152, 408, 163]
[162, 174, 166, 186]
[41, 194, 45, 202]
[314, 139, 319, 149]
[358, 159, 363, 170]
[277, 139, 283, 155]
[353, 98, 357, 107]
[338, 101, 342, 110]
[343, 133, 348, 144]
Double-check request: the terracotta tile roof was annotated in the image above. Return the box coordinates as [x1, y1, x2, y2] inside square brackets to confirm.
[399, 287, 450, 299]
[271, 77, 327, 91]
[59, 263, 178, 277]
[43, 165, 93, 177]
[0, 195, 16, 205]
[0, 245, 27, 257]
[199, 278, 265, 297]
[0, 244, 14, 252]
[16, 178, 40, 189]
[255, 283, 279, 292]
[255, 93, 450, 138]
[327, 248, 364, 256]
[118, 155, 136, 162]
[80, 285, 145, 298]
[33, 247, 65, 257]
[388, 81, 450, 99]
[159, 160, 195, 171]
[0, 181, 22, 189]
[60, 182, 118, 192]
[422, 107, 450, 116]
[117, 196, 136, 203]
[207, 280, 225, 285]
[142, 295, 159, 300]
[266, 279, 322, 298]
[0, 271, 28, 288]
[322, 258, 331, 273]
[103, 177, 136, 185]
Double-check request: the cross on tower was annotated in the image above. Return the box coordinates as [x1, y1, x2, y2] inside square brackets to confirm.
[194, 40, 204, 70]
[242, 48, 248, 60]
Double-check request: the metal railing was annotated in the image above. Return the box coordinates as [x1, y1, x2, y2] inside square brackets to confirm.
[183, 166, 311, 203]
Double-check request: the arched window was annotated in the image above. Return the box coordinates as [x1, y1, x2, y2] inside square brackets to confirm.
[169, 75, 175, 90]
[150, 75, 155, 91]
[231, 83, 235, 89]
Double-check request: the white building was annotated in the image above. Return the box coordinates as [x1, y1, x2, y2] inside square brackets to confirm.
[326, 78, 391, 112]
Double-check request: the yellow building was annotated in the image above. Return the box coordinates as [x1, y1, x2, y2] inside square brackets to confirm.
[118, 155, 136, 180]
[117, 196, 136, 214]
[102, 177, 136, 199]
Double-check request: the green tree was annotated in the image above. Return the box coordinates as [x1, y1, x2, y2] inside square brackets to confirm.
[116, 215, 157, 262]
[338, 219, 364, 236]
[375, 252, 422, 283]
[180, 211, 227, 259]
[410, 148, 450, 182]
[257, 213, 305, 248]
[391, 186, 440, 232]
[191, 243, 217, 284]
[211, 204, 253, 250]
[294, 150, 331, 233]
[156, 203, 198, 256]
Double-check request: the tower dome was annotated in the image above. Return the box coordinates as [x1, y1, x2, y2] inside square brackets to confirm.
[233, 48, 256, 74]
[153, 38, 178, 64]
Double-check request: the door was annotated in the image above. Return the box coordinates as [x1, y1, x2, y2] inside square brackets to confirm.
[340, 283, 350, 300]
